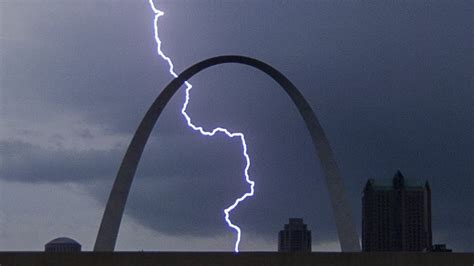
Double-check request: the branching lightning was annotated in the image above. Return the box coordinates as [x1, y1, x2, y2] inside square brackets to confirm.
[148, 0, 255, 252]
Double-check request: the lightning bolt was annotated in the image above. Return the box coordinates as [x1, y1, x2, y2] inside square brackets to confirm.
[148, 0, 255, 252]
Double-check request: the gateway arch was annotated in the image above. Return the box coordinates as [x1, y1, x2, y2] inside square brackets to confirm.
[94, 55, 360, 252]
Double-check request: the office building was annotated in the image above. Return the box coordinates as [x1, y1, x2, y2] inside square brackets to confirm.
[278, 218, 312, 252]
[362, 171, 432, 251]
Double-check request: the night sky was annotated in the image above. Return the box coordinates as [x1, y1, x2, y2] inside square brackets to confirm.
[1, 0, 472, 252]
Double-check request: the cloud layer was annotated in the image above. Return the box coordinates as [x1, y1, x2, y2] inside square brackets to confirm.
[1, 0, 472, 251]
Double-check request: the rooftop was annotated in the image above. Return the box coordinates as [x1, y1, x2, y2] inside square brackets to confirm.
[366, 171, 427, 190]
[45, 237, 81, 246]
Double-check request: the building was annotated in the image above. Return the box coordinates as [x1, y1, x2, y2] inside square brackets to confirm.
[45, 237, 82, 252]
[431, 244, 452, 252]
[278, 218, 312, 252]
[362, 171, 432, 251]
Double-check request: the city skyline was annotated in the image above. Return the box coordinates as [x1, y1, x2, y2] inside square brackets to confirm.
[1, 0, 472, 252]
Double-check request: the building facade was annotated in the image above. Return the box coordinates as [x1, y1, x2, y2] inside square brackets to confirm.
[362, 171, 432, 251]
[278, 218, 312, 252]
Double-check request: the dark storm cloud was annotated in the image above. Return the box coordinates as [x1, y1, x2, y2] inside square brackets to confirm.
[0, 140, 119, 182]
[0, 134, 243, 183]
[1, 0, 472, 251]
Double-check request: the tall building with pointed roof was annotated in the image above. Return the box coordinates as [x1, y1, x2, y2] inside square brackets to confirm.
[362, 171, 432, 251]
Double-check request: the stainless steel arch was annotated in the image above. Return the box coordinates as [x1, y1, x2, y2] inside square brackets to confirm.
[94, 55, 360, 252]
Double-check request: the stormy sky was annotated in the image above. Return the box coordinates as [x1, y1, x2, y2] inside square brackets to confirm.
[0, 0, 472, 252]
